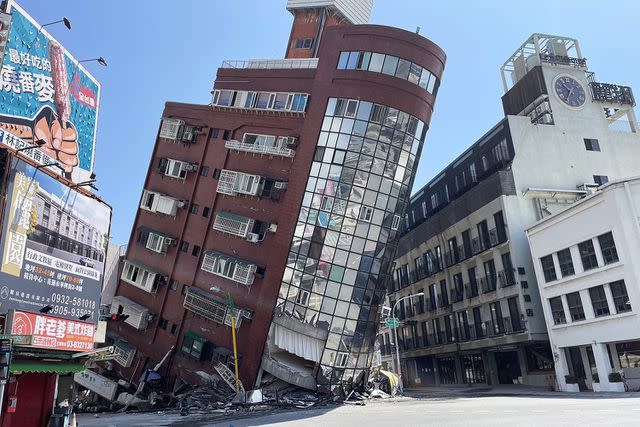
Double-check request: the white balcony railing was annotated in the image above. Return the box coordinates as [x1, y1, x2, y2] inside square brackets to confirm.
[221, 58, 318, 70]
[225, 140, 295, 158]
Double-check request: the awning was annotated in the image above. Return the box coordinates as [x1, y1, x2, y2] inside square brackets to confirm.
[11, 361, 85, 374]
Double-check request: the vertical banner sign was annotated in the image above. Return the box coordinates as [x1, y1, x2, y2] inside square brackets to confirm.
[0, 157, 112, 323]
[0, 1, 101, 183]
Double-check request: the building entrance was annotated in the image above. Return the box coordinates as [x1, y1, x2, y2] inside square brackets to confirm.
[495, 351, 521, 384]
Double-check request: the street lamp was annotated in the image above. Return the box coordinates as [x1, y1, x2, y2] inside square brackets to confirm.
[209, 285, 241, 392]
[42, 17, 72, 30]
[79, 57, 107, 67]
[390, 292, 424, 388]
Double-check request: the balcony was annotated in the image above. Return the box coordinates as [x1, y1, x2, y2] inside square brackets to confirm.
[158, 157, 197, 180]
[113, 339, 136, 367]
[200, 250, 257, 286]
[225, 137, 296, 158]
[498, 270, 517, 288]
[121, 260, 166, 294]
[465, 282, 479, 299]
[451, 288, 464, 304]
[479, 275, 498, 294]
[216, 169, 265, 197]
[137, 227, 177, 254]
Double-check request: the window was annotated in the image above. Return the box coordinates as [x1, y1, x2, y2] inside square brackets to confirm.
[170, 324, 178, 335]
[121, 261, 157, 293]
[180, 241, 189, 252]
[223, 130, 231, 140]
[159, 318, 168, 330]
[439, 280, 449, 306]
[566, 292, 586, 321]
[610, 280, 631, 313]
[159, 158, 189, 179]
[335, 352, 349, 367]
[337, 51, 350, 69]
[295, 38, 313, 49]
[202, 207, 211, 218]
[540, 255, 558, 282]
[578, 239, 598, 271]
[589, 285, 610, 317]
[211, 128, 220, 139]
[549, 297, 566, 324]
[556, 248, 574, 277]
[489, 302, 504, 334]
[598, 232, 619, 265]
[381, 55, 399, 76]
[359, 206, 373, 222]
[593, 175, 608, 186]
[421, 201, 427, 217]
[192, 245, 201, 257]
[181, 333, 206, 360]
[391, 215, 400, 230]
[584, 138, 600, 151]
[190, 203, 199, 214]
[199, 166, 209, 177]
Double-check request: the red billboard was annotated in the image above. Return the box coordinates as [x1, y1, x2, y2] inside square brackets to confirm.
[8, 309, 94, 351]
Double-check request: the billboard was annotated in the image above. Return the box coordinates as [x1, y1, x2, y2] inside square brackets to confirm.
[8, 309, 95, 351]
[0, 1, 100, 183]
[74, 369, 118, 400]
[0, 156, 111, 323]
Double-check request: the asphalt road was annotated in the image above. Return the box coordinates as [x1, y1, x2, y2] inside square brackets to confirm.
[78, 395, 640, 427]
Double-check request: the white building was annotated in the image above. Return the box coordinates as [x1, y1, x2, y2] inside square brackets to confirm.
[526, 177, 640, 392]
[386, 34, 640, 388]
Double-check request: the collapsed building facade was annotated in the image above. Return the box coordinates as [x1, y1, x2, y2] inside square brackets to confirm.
[108, 0, 445, 395]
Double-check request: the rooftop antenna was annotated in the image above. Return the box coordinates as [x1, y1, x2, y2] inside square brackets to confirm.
[415, 26, 421, 34]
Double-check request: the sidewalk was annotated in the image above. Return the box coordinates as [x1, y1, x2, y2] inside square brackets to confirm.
[404, 384, 640, 399]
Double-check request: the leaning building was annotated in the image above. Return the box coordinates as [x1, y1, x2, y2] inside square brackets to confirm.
[109, 0, 446, 395]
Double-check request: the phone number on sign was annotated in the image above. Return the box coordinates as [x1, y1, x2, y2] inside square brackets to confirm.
[50, 293, 97, 309]
[50, 293, 97, 319]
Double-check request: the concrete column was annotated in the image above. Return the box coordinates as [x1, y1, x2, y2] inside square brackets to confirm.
[580, 289, 595, 319]
[516, 346, 528, 385]
[603, 284, 617, 316]
[553, 345, 572, 391]
[592, 343, 614, 390]
[609, 344, 622, 370]
[580, 346, 593, 389]
[484, 351, 498, 386]
[433, 357, 441, 386]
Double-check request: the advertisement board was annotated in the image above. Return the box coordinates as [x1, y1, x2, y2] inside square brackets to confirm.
[8, 309, 94, 351]
[74, 369, 118, 400]
[0, 1, 100, 183]
[0, 156, 111, 323]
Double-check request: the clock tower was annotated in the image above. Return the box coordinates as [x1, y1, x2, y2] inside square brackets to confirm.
[500, 34, 637, 133]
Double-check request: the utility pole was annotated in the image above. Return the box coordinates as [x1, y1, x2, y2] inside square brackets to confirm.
[390, 292, 424, 391]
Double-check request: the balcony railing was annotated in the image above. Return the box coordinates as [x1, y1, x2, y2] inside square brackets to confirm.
[225, 139, 295, 158]
[498, 270, 517, 288]
[451, 288, 464, 303]
[465, 282, 479, 299]
[479, 275, 498, 294]
[221, 58, 318, 70]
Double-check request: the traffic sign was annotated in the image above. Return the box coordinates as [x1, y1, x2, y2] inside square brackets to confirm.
[385, 318, 402, 329]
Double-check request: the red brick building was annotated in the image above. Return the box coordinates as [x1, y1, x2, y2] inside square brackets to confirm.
[109, 0, 445, 395]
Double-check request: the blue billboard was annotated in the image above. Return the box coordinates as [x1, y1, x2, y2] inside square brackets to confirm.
[0, 1, 101, 183]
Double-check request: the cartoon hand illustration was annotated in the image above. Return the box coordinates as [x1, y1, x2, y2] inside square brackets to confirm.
[34, 111, 78, 174]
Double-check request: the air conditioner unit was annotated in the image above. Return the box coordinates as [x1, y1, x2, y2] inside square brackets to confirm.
[176, 200, 187, 208]
[541, 113, 553, 124]
[246, 233, 260, 243]
[146, 312, 156, 322]
[164, 238, 176, 246]
[268, 223, 278, 233]
[577, 183, 599, 194]
[181, 127, 196, 142]
[184, 163, 199, 172]
[274, 181, 288, 190]
[285, 136, 298, 146]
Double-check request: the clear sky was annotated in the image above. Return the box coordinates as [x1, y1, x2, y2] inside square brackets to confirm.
[18, 0, 640, 244]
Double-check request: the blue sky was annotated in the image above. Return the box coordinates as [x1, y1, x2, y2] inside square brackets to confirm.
[18, 0, 640, 244]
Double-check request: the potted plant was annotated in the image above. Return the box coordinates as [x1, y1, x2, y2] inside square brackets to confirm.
[607, 372, 626, 392]
[564, 375, 580, 392]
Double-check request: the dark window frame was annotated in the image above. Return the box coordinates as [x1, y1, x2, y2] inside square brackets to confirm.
[566, 291, 586, 321]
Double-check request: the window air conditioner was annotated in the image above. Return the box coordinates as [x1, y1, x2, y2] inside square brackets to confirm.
[541, 113, 553, 124]
[246, 232, 261, 243]
[274, 181, 288, 190]
[184, 163, 199, 172]
[268, 223, 278, 233]
[285, 136, 298, 146]
[181, 127, 196, 142]
[176, 200, 187, 208]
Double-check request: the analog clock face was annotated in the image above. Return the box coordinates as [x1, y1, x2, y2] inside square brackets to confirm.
[554, 76, 586, 108]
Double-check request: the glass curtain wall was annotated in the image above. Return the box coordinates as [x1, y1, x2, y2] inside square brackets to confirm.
[276, 97, 426, 393]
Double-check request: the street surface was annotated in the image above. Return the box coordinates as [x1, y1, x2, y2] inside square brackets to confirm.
[78, 394, 640, 426]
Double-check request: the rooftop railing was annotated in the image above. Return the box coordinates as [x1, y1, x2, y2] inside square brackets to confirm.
[221, 58, 319, 70]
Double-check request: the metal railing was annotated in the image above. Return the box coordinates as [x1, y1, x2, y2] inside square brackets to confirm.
[221, 58, 319, 70]
[498, 270, 517, 288]
[225, 140, 295, 158]
[480, 275, 498, 293]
